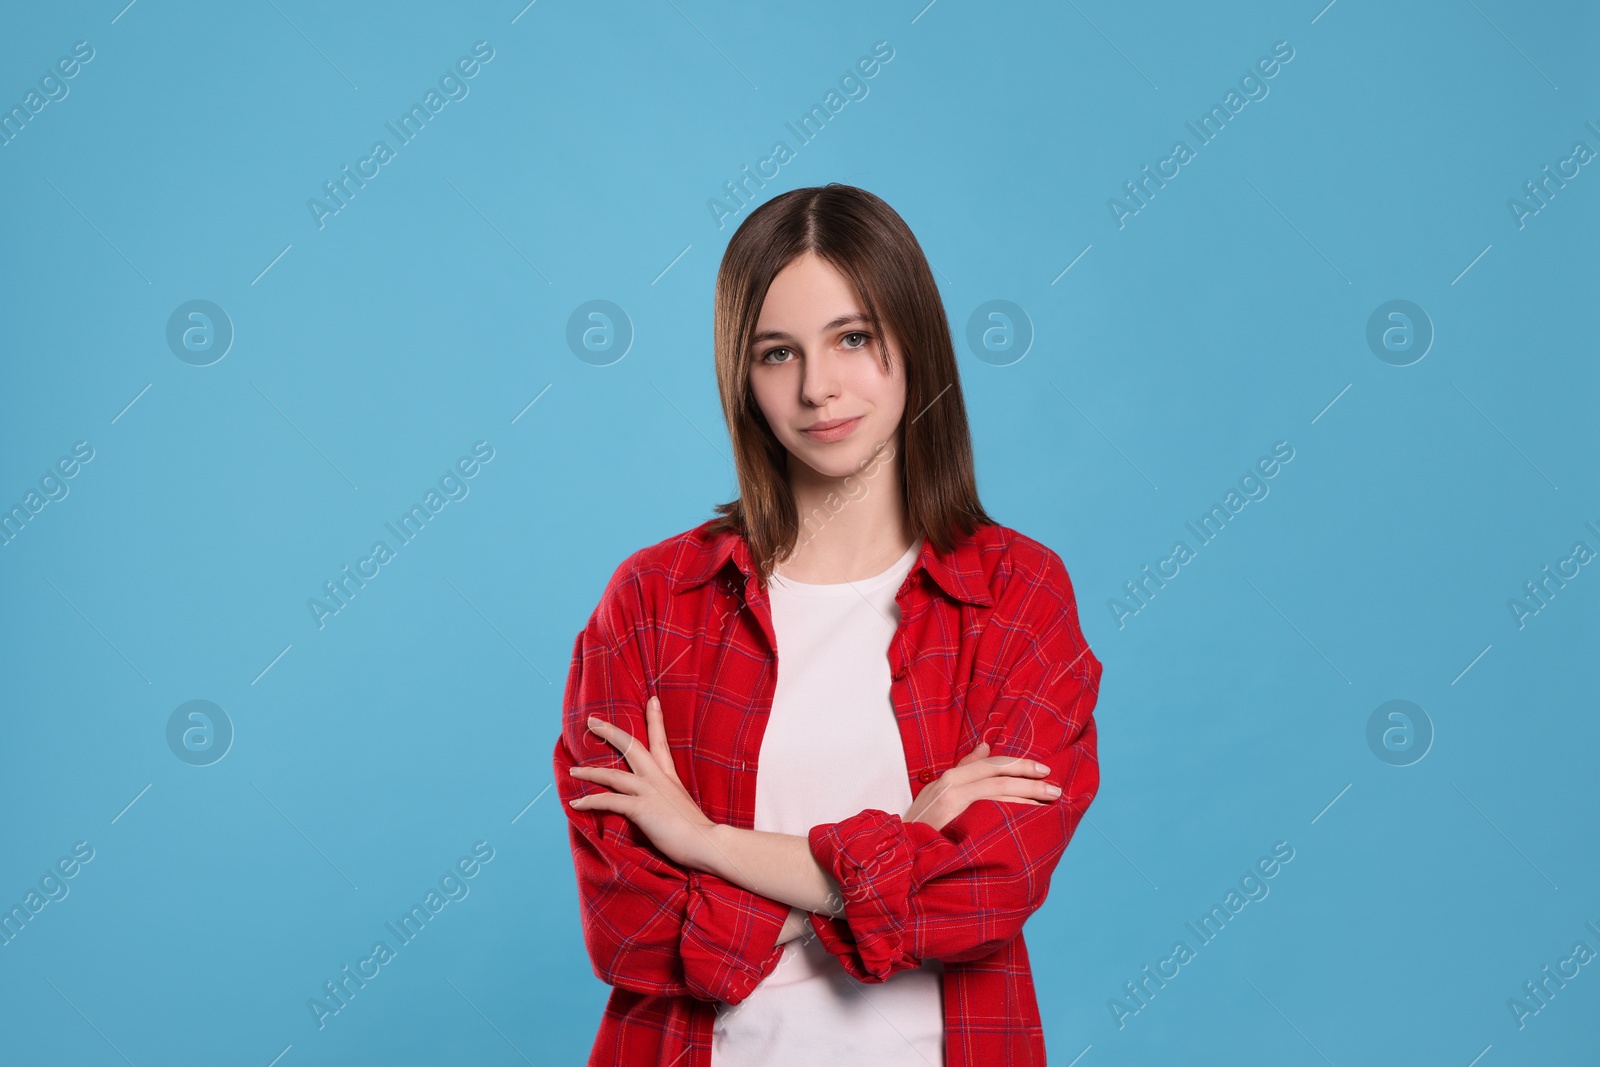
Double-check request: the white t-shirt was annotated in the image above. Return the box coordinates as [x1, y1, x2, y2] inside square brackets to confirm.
[711, 536, 945, 1067]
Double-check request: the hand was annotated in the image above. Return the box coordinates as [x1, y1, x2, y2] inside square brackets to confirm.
[567, 696, 720, 870]
[904, 741, 1062, 832]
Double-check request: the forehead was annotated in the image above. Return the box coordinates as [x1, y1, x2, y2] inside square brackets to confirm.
[752, 252, 870, 335]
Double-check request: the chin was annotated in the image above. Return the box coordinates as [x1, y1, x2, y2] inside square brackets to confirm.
[790, 435, 886, 480]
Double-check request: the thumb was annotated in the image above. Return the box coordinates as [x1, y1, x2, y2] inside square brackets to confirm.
[956, 741, 990, 765]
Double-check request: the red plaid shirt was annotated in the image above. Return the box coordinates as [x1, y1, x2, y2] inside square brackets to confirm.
[554, 516, 1102, 1066]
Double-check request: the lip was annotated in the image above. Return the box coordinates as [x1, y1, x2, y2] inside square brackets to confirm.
[800, 415, 863, 442]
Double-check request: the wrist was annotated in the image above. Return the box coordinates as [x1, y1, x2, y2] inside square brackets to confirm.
[690, 821, 736, 881]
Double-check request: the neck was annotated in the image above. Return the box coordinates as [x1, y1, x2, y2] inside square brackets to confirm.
[777, 438, 913, 583]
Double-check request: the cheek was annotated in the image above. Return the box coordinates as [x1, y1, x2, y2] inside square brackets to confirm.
[861, 372, 906, 421]
[749, 376, 792, 430]
[846, 359, 900, 402]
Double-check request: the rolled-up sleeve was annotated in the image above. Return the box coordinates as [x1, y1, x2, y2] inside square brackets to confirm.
[805, 548, 1102, 982]
[554, 562, 793, 1004]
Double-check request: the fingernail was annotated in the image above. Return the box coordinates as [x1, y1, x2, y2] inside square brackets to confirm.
[568, 798, 580, 806]
[1044, 783, 1062, 797]
[1034, 762, 1050, 774]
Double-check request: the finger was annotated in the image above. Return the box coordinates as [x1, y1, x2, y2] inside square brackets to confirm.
[567, 791, 636, 816]
[934, 783, 1044, 811]
[567, 765, 640, 794]
[966, 776, 1060, 802]
[954, 742, 990, 766]
[645, 696, 679, 781]
[935, 749, 1045, 791]
[979, 753, 1051, 776]
[586, 716, 652, 776]
[989, 775, 1063, 800]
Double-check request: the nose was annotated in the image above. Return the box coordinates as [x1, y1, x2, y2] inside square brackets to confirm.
[799, 346, 840, 408]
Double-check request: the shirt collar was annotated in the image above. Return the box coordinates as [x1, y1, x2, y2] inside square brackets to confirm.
[672, 519, 994, 608]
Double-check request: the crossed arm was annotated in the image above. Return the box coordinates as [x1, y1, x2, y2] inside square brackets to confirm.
[568, 699, 1062, 946]
[554, 550, 1101, 1001]
[568, 698, 840, 939]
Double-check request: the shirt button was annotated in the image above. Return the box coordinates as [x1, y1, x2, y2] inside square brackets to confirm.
[917, 768, 935, 783]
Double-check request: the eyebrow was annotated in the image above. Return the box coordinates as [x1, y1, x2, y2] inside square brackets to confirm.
[750, 314, 870, 345]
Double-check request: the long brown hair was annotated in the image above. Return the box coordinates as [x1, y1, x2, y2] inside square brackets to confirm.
[708, 183, 994, 579]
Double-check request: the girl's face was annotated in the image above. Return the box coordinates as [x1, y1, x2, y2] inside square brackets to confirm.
[747, 251, 905, 481]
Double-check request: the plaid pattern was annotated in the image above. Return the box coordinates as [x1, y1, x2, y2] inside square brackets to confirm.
[554, 517, 1102, 1066]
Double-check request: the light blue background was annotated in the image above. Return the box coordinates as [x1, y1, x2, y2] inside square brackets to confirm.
[2, 1, 1595, 1064]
